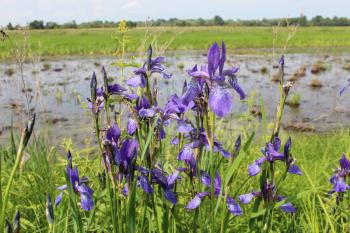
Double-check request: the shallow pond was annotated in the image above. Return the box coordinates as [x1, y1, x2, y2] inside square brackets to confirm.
[1, 52, 350, 147]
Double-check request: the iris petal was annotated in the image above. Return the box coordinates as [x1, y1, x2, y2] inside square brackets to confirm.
[288, 164, 302, 175]
[208, 42, 220, 77]
[185, 192, 209, 210]
[280, 203, 296, 213]
[228, 76, 246, 100]
[177, 120, 193, 134]
[106, 123, 121, 143]
[200, 171, 211, 186]
[185, 195, 202, 210]
[226, 197, 243, 216]
[127, 118, 137, 135]
[208, 86, 232, 117]
[164, 189, 177, 205]
[126, 76, 142, 87]
[108, 83, 126, 94]
[178, 147, 194, 161]
[138, 108, 156, 118]
[239, 192, 256, 204]
[79, 190, 94, 211]
[248, 162, 261, 176]
[333, 177, 347, 192]
[167, 170, 180, 187]
[54, 193, 63, 207]
[218, 41, 226, 75]
[339, 154, 350, 170]
[138, 176, 153, 194]
[214, 172, 222, 196]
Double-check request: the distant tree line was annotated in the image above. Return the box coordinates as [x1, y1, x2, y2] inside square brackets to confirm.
[5, 15, 350, 30]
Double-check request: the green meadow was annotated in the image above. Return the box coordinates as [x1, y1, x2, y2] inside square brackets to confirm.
[1, 128, 349, 232]
[2, 26, 350, 59]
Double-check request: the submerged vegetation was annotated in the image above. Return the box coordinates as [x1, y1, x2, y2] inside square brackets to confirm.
[286, 93, 301, 107]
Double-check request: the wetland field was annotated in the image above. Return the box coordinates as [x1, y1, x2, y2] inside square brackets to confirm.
[1, 26, 350, 232]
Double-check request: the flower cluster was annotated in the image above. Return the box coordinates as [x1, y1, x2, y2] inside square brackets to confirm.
[126, 45, 172, 88]
[248, 137, 302, 177]
[185, 171, 243, 216]
[183, 41, 245, 117]
[239, 180, 296, 213]
[243, 136, 301, 213]
[329, 154, 350, 194]
[55, 151, 94, 211]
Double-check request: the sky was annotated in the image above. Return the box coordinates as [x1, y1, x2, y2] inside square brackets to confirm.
[1, 0, 350, 26]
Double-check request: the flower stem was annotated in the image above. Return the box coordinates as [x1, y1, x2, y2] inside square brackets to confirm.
[0, 115, 35, 232]
[208, 111, 216, 232]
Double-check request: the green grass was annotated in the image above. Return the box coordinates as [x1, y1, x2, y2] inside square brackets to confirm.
[2, 26, 350, 59]
[1, 129, 349, 232]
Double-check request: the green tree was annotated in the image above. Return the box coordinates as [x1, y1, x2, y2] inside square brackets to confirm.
[6, 22, 14, 30]
[46, 21, 59, 29]
[61, 20, 78, 29]
[29, 20, 44, 29]
[213, 15, 224, 26]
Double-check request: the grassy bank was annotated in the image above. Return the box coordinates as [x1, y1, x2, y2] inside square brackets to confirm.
[1, 129, 349, 232]
[2, 26, 350, 59]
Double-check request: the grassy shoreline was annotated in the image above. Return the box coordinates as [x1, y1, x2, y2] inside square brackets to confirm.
[2, 26, 350, 59]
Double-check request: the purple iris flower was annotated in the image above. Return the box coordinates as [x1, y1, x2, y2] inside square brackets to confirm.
[97, 66, 126, 96]
[284, 137, 302, 176]
[133, 95, 157, 118]
[233, 135, 241, 157]
[126, 45, 172, 87]
[239, 180, 296, 213]
[185, 171, 242, 216]
[104, 123, 163, 199]
[179, 128, 231, 158]
[178, 146, 197, 178]
[163, 94, 187, 118]
[121, 166, 180, 202]
[138, 175, 154, 194]
[97, 83, 126, 96]
[181, 73, 203, 108]
[187, 41, 246, 117]
[87, 72, 104, 114]
[127, 118, 137, 135]
[117, 138, 138, 173]
[329, 153, 350, 194]
[104, 123, 139, 176]
[248, 137, 301, 177]
[339, 79, 350, 96]
[88, 97, 104, 113]
[176, 120, 194, 134]
[151, 94, 191, 140]
[151, 168, 180, 204]
[55, 151, 94, 211]
[279, 55, 285, 67]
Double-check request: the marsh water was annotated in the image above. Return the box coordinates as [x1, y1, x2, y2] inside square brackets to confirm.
[1, 51, 350, 147]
